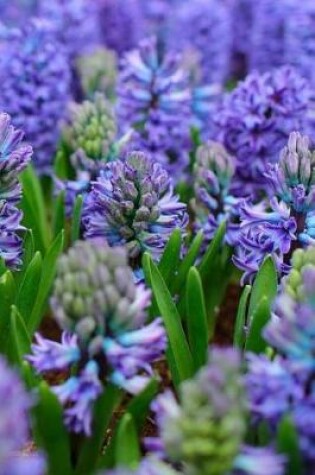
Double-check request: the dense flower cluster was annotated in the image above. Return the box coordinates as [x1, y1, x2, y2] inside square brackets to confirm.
[117, 37, 192, 179]
[192, 141, 239, 245]
[234, 132, 315, 282]
[170, 0, 233, 85]
[0, 19, 71, 174]
[37, 0, 100, 62]
[83, 151, 188, 262]
[98, 0, 144, 55]
[245, 247, 315, 467]
[28, 240, 166, 435]
[213, 67, 313, 197]
[0, 356, 45, 474]
[0, 113, 32, 268]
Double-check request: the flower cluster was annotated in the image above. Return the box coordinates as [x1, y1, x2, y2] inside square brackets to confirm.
[0, 19, 71, 174]
[0, 356, 45, 474]
[234, 132, 315, 283]
[56, 93, 120, 213]
[98, 0, 144, 55]
[37, 0, 100, 62]
[117, 37, 192, 179]
[245, 247, 315, 466]
[192, 141, 239, 245]
[83, 151, 188, 263]
[28, 240, 166, 435]
[0, 113, 32, 268]
[169, 0, 233, 85]
[147, 347, 284, 475]
[213, 67, 313, 197]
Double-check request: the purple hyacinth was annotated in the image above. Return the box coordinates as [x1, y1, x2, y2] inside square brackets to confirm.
[83, 151, 188, 263]
[233, 132, 315, 282]
[285, 2, 315, 88]
[230, 0, 254, 78]
[213, 67, 313, 197]
[0, 0, 37, 26]
[0, 356, 45, 475]
[117, 37, 192, 179]
[37, 0, 101, 61]
[0, 112, 32, 205]
[0, 19, 71, 174]
[28, 240, 166, 435]
[169, 0, 233, 85]
[192, 141, 240, 246]
[98, 0, 144, 55]
[249, 0, 288, 72]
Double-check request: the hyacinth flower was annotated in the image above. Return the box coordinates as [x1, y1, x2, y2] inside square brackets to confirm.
[169, 0, 233, 85]
[37, 0, 100, 62]
[0, 0, 37, 26]
[0, 19, 71, 174]
[76, 47, 117, 101]
[98, 0, 145, 55]
[117, 37, 192, 179]
[245, 250, 315, 466]
[146, 346, 286, 474]
[249, 0, 288, 72]
[0, 113, 32, 268]
[0, 356, 46, 474]
[285, 1, 315, 88]
[192, 141, 240, 246]
[234, 132, 315, 283]
[230, 0, 254, 78]
[213, 67, 313, 197]
[82, 151, 188, 264]
[56, 93, 124, 213]
[28, 240, 166, 436]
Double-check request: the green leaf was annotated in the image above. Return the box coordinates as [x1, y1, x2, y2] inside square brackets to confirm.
[277, 416, 302, 475]
[142, 252, 159, 317]
[53, 192, 65, 238]
[115, 413, 140, 468]
[20, 166, 50, 253]
[158, 229, 182, 286]
[233, 285, 251, 349]
[71, 195, 83, 243]
[198, 221, 226, 279]
[148, 255, 194, 383]
[248, 255, 277, 321]
[16, 251, 43, 325]
[186, 267, 208, 370]
[6, 306, 31, 365]
[127, 379, 159, 432]
[245, 297, 270, 353]
[75, 385, 122, 475]
[0, 271, 16, 352]
[173, 231, 203, 295]
[33, 382, 73, 475]
[28, 231, 64, 333]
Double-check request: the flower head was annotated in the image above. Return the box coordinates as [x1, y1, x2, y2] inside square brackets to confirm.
[214, 67, 313, 196]
[118, 37, 192, 179]
[152, 347, 246, 475]
[62, 93, 117, 174]
[0, 356, 45, 474]
[38, 0, 100, 61]
[0, 19, 71, 173]
[233, 445, 286, 475]
[193, 141, 239, 244]
[30, 240, 166, 435]
[98, 0, 144, 55]
[83, 151, 188, 262]
[169, 0, 233, 84]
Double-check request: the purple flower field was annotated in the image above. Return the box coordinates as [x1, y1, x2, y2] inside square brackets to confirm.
[0, 1, 315, 474]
